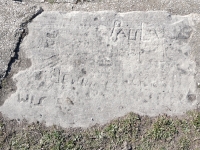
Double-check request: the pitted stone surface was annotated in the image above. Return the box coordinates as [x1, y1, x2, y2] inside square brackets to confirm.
[0, 0, 42, 80]
[22, 0, 78, 4]
[0, 11, 199, 128]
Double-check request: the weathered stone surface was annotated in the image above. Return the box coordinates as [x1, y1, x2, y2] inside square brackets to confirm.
[55, 0, 78, 3]
[21, 0, 78, 4]
[0, 0, 42, 81]
[0, 11, 199, 128]
[26, 0, 200, 16]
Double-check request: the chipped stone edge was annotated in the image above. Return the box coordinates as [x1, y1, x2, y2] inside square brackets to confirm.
[1, 7, 44, 83]
[0, 6, 44, 106]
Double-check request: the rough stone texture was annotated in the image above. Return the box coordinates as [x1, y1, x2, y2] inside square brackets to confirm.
[22, 0, 78, 4]
[55, 0, 78, 3]
[27, 0, 200, 15]
[0, 11, 199, 128]
[15, 0, 94, 4]
[0, 0, 43, 81]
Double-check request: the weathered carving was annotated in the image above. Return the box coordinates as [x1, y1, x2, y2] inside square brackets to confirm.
[111, 20, 126, 42]
[0, 11, 197, 128]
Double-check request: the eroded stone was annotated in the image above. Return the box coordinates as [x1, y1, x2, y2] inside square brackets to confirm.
[0, 11, 199, 128]
[0, 0, 42, 81]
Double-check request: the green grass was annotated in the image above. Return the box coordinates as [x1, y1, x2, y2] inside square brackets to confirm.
[192, 113, 200, 131]
[178, 136, 191, 150]
[0, 111, 200, 149]
[147, 115, 178, 141]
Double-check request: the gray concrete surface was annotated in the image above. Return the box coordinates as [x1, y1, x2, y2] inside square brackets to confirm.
[0, 11, 199, 128]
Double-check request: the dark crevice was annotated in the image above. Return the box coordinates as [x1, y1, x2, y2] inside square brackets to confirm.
[4, 7, 44, 80]
[0, 7, 43, 105]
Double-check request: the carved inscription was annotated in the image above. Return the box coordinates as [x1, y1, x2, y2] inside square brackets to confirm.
[2, 12, 197, 128]
[111, 20, 142, 42]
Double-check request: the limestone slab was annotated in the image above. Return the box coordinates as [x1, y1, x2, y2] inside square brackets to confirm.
[0, 11, 199, 128]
